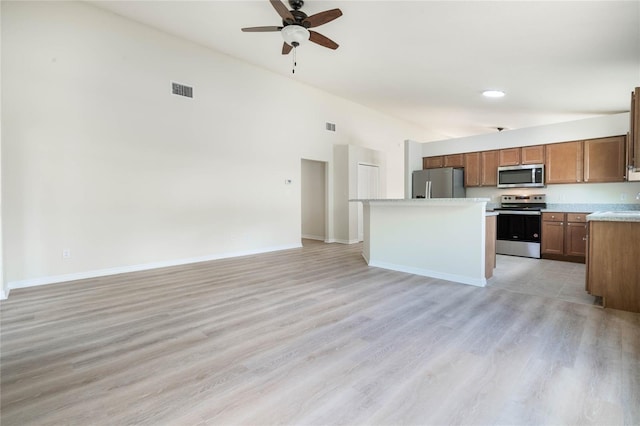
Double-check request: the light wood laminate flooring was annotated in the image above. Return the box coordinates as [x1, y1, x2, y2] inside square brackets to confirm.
[1, 240, 639, 425]
[489, 254, 596, 306]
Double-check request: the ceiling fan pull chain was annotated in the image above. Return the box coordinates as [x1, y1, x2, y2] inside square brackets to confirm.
[292, 46, 297, 74]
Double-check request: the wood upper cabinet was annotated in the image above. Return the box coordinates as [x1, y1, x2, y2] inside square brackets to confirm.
[444, 153, 464, 168]
[427, 134, 624, 186]
[583, 135, 626, 183]
[499, 148, 520, 166]
[546, 141, 584, 184]
[499, 145, 545, 166]
[464, 152, 481, 187]
[464, 150, 498, 187]
[423, 156, 444, 169]
[481, 150, 499, 186]
[423, 154, 464, 169]
[521, 145, 545, 164]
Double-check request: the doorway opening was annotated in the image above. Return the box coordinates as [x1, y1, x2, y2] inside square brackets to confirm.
[301, 159, 327, 242]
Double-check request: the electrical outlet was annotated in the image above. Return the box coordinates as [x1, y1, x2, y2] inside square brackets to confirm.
[620, 193, 627, 201]
[62, 249, 71, 259]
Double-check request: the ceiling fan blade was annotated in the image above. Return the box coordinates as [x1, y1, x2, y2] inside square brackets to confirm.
[282, 42, 293, 55]
[309, 30, 339, 50]
[303, 8, 343, 28]
[241, 26, 282, 32]
[270, 0, 295, 24]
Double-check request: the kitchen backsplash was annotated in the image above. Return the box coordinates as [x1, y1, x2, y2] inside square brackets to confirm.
[468, 181, 640, 206]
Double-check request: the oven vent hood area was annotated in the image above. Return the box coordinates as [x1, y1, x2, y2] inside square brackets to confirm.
[497, 164, 545, 188]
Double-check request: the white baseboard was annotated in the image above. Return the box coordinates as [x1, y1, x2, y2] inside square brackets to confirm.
[332, 239, 361, 245]
[301, 234, 325, 241]
[0, 287, 8, 300]
[6, 243, 302, 293]
[367, 260, 487, 287]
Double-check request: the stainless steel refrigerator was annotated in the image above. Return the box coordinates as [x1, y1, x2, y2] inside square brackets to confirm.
[412, 168, 465, 198]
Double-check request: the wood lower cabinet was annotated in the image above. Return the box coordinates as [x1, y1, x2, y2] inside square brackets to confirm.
[541, 213, 565, 255]
[485, 215, 496, 279]
[587, 220, 640, 312]
[541, 212, 587, 262]
[565, 213, 588, 256]
[583, 135, 626, 182]
[546, 141, 584, 184]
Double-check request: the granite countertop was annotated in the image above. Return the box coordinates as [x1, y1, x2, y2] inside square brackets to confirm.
[587, 211, 640, 222]
[543, 203, 640, 213]
[350, 198, 491, 203]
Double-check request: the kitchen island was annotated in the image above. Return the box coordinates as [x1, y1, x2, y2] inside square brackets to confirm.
[586, 211, 640, 313]
[353, 198, 493, 287]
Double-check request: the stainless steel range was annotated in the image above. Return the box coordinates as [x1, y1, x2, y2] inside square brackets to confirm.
[494, 194, 546, 258]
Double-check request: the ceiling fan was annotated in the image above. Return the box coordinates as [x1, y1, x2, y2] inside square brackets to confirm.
[241, 0, 342, 55]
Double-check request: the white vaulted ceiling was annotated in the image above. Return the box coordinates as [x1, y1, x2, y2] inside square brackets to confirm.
[90, 0, 640, 139]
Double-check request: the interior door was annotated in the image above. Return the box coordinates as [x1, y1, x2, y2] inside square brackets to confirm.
[357, 164, 380, 241]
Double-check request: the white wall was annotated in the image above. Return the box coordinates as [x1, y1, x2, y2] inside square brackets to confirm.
[418, 113, 630, 155]
[1, 1, 431, 288]
[301, 159, 326, 241]
[407, 113, 640, 205]
[0, 1, 4, 299]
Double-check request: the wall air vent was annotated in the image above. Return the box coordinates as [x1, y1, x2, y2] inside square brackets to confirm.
[171, 82, 193, 98]
[326, 122, 336, 132]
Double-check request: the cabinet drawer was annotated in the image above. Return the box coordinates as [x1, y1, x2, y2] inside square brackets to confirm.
[542, 212, 564, 222]
[566, 213, 587, 223]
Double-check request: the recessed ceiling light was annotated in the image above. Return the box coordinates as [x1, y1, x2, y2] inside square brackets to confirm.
[482, 90, 505, 98]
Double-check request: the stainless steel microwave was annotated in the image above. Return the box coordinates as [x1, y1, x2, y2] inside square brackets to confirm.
[497, 164, 545, 188]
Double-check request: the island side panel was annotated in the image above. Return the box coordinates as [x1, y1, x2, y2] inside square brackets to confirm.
[366, 201, 486, 286]
[362, 203, 371, 263]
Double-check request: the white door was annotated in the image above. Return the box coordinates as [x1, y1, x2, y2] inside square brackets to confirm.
[357, 164, 380, 241]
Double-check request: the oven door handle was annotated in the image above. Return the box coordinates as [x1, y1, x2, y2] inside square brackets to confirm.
[496, 211, 542, 216]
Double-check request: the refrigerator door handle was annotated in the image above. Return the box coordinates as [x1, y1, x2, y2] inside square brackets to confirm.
[425, 181, 432, 199]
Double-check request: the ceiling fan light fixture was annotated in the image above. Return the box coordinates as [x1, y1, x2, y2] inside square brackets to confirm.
[281, 25, 310, 46]
[482, 90, 506, 98]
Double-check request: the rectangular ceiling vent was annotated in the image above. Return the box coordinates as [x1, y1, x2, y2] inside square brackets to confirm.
[172, 82, 193, 98]
[326, 122, 336, 132]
